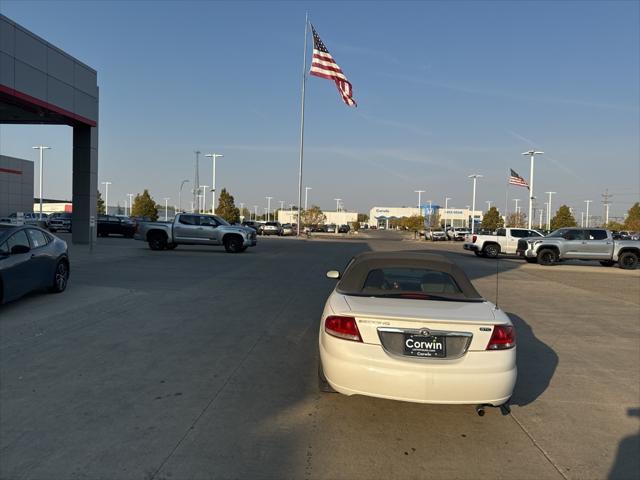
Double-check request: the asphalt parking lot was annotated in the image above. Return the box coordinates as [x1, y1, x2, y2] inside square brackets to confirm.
[1, 231, 638, 480]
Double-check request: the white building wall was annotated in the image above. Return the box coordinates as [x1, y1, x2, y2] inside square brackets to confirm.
[277, 210, 357, 225]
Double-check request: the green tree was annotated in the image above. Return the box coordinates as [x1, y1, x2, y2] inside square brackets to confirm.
[506, 212, 526, 228]
[550, 205, 577, 230]
[604, 220, 624, 231]
[481, 207, 504, 231]
[97, 190, 105, 214]
[217, 188, 240, 224]
[404, 215, 425, 238]
[623, 202, 640, 231]
[131, 189, 158, 221]
[357, 213, 369, 224]
[301, 205, 326, 226]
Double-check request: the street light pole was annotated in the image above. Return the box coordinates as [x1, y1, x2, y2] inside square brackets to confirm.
[194, 150, 201, 213]
[127, 193, 134, 217]
[101, 181, 112, 215]
[584, 200, 592, 228]
[239, 202, 244, 220]
[444, 197, 451, 231]
[200, 186, 209, 213]
[522, 150, 544, 229]
[163, 197, 170, 221]
[468, 175, 483, 234]
[304, 187, 312, 211]
[334, 198, 342, 212]
[545, 191, 556, 231]
[253, 205, 258, 221]
[32, 146, 51, 219]
[204, 153, 224, 214]
[266, 197, 272, 222]
[178, 180, 189, 213]
[414, 190, 425, 215]
[486, 200, 493, 210]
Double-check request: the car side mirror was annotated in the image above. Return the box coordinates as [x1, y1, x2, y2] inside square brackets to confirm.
[11, 244, 30, 254]
[326, 270, 341, 279]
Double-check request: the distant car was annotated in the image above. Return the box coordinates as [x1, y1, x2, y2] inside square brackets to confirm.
[7, 212, 48, 229]
[0, 225, 69, 304]
[241, 221, 264, 234]
[319, 251, 516, 412]
[325, 224, 337, 233]
[338, 224, 350, 233]
[262, 222, 283, 236]
[97, 215, 135, 238]
[281, 224, 296, 236]
[48, 213, 72, 232]
[430, 231, 447, 241]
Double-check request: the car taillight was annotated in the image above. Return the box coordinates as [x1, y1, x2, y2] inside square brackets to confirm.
[324, 315, 362, 342]
[472, 235, 477, 243]
[486, 325, 516, 350]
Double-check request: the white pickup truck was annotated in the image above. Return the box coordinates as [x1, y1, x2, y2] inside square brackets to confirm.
[463, 227, 544, 258]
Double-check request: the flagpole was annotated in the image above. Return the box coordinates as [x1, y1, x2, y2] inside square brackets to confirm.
[297, 13, 309, 237]
[504, 170, 510, 227]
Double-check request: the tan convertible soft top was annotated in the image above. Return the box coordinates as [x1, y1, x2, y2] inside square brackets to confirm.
[336, 251, 483, 299]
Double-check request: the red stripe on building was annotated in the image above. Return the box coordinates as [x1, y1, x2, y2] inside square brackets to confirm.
[0, 84, 97, 127]
[0, 167, 22, 175]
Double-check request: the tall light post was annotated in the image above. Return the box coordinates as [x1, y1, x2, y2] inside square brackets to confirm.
[581, 211, 585, 227]
[193, 150, 201, 213]
[266, 196, 272, 221]
[32, 145, 51, 219]
[544, 202, 549, 229]
[199, 186, 209, 213]
[101, 181, 112, 215]
[513, 198, 521, 214]
[239, 202, 244, 220]
[253, 205, 258, 220]
[538, 208, 543, 229]
[304, 187, 312, 211]
[486, 200, 493, 211]
[522, 150, 544, 229]
[178, 180, 189, 214]
[584, 200, 592, 227]
[468, 174, 482, 234]
[444, 197, 451, 231]
[545, 191, 556, 231]
[414, 190, 425, 216]
[127, 193, 134, 217]
[163, 197, 170, 221]
[334, 198, 342, 212]
[204, 153, 224, 213]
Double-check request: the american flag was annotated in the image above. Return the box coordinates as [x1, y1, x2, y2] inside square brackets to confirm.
[309, 25, 357, 107]
[508, 169, 529, 188]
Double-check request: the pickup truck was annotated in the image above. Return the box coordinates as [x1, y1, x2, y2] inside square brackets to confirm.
[516, 227, 640, 269]
[134, 213, 257, 253]
[464, 227, 544, 258]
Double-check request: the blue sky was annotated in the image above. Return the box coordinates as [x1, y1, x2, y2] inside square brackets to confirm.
[1, 1, 638, 220]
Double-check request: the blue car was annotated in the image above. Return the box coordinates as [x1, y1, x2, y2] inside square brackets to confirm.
[0, 225, 69, 304]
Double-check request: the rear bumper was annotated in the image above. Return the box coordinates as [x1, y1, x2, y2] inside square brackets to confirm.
[319, 333, 516, 405]
[463, 243, 480, 252]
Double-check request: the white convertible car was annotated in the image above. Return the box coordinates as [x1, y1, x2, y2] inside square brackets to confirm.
[318, 252, 516, 415]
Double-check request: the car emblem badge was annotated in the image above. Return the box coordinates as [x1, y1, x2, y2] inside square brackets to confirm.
[420, 329, 430, 336]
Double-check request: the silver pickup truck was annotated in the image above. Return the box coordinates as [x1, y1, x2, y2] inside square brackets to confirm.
[516, 227, 639, 269]
[134, 213, 257, 253]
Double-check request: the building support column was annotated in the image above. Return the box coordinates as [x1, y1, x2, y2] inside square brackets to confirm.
[72, 124, 98, 244]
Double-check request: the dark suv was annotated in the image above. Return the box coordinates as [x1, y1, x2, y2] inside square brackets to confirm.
[97, 215, 135, 238]
[49, 213, 72, 232]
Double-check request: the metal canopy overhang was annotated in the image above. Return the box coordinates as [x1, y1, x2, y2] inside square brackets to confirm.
[0, 85, 96, 127]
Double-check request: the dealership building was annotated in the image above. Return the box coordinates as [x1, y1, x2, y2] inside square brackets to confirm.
[0, 14, 98, 243]
[369, 206, 482, 229]
[0, 154, 33, 217]
[277, 209, 358, 225]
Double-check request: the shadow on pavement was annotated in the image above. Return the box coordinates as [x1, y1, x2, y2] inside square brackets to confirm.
[508, 313, 558, 407]
[608, 407, 640, 480]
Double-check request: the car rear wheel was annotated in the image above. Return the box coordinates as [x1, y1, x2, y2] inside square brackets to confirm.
[618, 251, 638, 270]
[49, 259, 69, 293]
[224, 235, 244, 253]
[537, 249, 558, 266]
[148, 232, 168, 250]
[483, 244, 500, 258]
